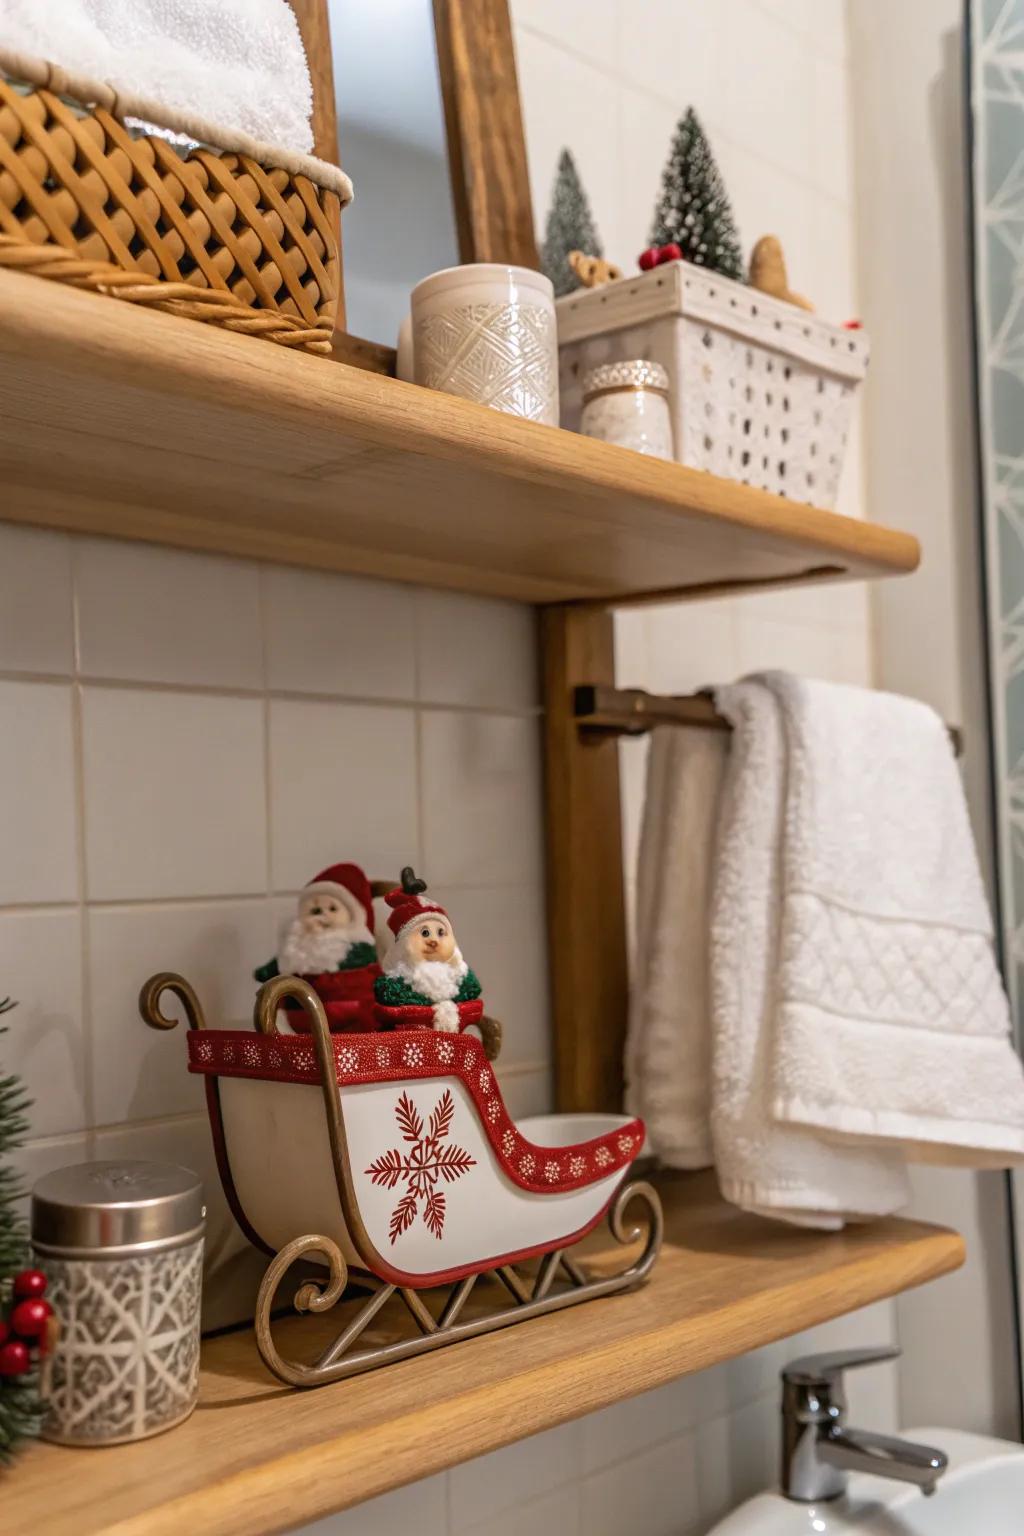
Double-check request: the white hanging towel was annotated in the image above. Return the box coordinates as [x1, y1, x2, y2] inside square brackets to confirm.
[0, 0, 315, 156]
[710, 678, 909, 1227]
[625, 725, 726, 1169]
[712, 674, 1024, 1228]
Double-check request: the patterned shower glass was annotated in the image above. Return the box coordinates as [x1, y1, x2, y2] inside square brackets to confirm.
[411, 263, 559, 425]
[32, 1160, 205, 1446]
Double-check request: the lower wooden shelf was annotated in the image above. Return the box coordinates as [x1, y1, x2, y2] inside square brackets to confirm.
[5, 1171, 962, 1536]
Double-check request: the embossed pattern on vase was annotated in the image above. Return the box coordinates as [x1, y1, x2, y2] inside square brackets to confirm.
[415, 302, 558, 423]
[40, 1240, 203, 1445]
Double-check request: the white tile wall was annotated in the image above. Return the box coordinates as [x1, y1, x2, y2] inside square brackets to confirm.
[75, 540, 263, 690]
[0, 680, 78, 906]
[302, 1297, 898, 1536]
[0, 526, 73, 674]
[0, 528, 551, 1336]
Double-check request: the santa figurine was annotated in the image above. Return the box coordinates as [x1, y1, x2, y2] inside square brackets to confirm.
[254, 862, 380, 1031]
[374, 869, 487, 1039]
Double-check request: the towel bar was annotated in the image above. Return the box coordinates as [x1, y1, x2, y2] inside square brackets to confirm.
[573, 684, 963, 756]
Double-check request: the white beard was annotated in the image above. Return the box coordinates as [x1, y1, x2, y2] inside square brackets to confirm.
[383, 947, 468, 1001]
[279, 917, 375, 976]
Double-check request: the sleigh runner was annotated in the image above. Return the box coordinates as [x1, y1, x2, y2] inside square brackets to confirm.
[140, 972, 662, 1388]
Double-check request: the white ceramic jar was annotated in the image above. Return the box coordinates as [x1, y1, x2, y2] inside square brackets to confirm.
[580, 359, 674, 459]
[32, 1160, 205, 1446]
[411, 263, 559, 425]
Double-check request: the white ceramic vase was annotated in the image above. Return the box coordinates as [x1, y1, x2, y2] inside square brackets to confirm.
[411, 263, 559, 425]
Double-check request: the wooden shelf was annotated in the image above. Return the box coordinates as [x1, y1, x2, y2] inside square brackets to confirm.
[5, 1172, 962, 1536]
[0, 274, 918, 606]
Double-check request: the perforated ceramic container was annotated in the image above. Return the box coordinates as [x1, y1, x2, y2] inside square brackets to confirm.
[558, 264, 868, 507]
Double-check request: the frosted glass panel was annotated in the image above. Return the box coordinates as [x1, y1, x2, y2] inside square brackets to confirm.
[970, 0, 1024, 1410]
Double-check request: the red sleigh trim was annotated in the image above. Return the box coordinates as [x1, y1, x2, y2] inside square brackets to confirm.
[187, 1028, 644, 1197]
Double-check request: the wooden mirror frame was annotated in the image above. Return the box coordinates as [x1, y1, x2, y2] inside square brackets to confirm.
[289, 0, 539, 374]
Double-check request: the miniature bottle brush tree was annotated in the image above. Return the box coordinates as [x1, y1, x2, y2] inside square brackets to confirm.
[648, 108, 743, 280]
[542, 148, 606, 298]
[0, 999, 48, 1459]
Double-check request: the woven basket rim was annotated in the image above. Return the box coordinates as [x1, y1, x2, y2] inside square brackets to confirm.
[0, 44, 352, 204]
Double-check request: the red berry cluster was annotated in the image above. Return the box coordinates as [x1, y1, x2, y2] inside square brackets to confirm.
[638, 243, 683, 271]
[0, 1269, 52, 1378]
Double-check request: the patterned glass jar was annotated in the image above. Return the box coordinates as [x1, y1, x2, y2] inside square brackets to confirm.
[411, 263, 559, 425]
[31, 1160, 205, 1446]
[580, 359, 674, 459]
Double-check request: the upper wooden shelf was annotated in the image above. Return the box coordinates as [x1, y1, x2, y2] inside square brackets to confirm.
[5, 1172, 962, 1536]
[0, 274, 918, 606]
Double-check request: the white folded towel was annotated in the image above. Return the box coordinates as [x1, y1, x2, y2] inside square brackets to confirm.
[710, 678, 910, 1227]
[624, 725, 725, 1169]
[746, 672, 1024, 1167]
[709, 672, 1024, 1228]
[1, 0, 315, 154]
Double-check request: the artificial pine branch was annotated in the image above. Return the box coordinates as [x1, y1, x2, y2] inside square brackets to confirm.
[649, 108, 744, 281]
[542, 149, 604, 298]
[0, 1008, 44, 1458]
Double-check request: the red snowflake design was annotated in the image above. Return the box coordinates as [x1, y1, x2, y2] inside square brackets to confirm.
[365, 1090, 476, 1244]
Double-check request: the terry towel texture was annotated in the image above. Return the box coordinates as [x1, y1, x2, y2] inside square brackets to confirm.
[711, 673, 1024, 1225]
[631, 671, 1024, 1229]
[624, 725, 726, 1169]
[0, 0, 314, 153]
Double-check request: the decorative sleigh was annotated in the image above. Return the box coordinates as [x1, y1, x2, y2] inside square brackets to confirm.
[140, 972, 663, 1389]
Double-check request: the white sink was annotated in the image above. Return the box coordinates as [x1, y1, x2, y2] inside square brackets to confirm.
[709, 1429, 1024, 1534]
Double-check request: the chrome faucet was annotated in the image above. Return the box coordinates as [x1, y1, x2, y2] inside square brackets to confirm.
[781, 1347, 948, 1503]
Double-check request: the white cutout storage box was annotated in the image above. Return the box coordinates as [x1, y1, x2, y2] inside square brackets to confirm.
[557, 264, 869, 508]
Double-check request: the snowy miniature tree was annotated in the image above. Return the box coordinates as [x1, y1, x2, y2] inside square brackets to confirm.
[0, 1000, 45, 1459]
[542, 149, 603, 298]
[649, 108, 744, 280]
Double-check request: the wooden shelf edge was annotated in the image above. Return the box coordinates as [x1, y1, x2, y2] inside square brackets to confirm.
[5, 1176, 963, 1536]
[0, 272, 920, 606]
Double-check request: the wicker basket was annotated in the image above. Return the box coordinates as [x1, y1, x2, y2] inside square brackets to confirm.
[557, 264, 869, 508]
[0, 70, 345, 354]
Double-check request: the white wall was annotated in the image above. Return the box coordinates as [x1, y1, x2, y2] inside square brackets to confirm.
[0, 529, 551, 1331]
[849, 0, 1021, 1441]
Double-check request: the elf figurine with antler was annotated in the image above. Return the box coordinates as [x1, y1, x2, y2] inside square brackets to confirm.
[255, 862, 381, 1031]
[374, 869, 502, 1059]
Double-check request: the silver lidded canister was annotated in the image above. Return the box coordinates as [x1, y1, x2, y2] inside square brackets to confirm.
[31, 1160, 205, 1446]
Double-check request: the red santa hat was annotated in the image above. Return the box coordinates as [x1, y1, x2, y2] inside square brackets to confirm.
[302, 863, 374, 932]
[384, 886, 452, 947]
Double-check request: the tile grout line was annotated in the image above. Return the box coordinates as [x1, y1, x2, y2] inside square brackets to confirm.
[0, 668, 543, 720]
[257, 565, 275, 907]
[68, 542, 96, 1156]
[0, 880, 547, 918]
